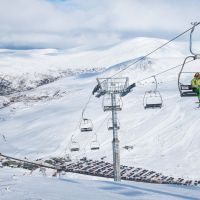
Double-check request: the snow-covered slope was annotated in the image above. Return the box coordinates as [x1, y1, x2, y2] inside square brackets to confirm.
[0, 37, 187, 75]
[1, 167, 200, 200]
[0, 37, 200, 181]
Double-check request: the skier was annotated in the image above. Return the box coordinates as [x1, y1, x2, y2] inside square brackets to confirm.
[191, 72, 200, 102]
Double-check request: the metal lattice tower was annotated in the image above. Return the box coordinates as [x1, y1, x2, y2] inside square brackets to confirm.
[96, 77, 129, 182]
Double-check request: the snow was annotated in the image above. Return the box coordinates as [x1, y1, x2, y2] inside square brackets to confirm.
[0, 36, 200, 198]
[0, 168, 200, 200]
[0, 37, 188, 76]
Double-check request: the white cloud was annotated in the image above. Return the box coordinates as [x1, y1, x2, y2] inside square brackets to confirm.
[0, 0, 199, 50]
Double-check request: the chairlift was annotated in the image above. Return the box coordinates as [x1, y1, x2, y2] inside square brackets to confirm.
[70, 136, 80, 152]
[107, 118, 120, 130]
[178, 56, 200, 97]
[90, 141, 100, 150]
[90, 134, 100, 150]
[80, 118, 93, 132]
[178, 23, 200, 97]
[143, 91, 163, 109]
[102, 94, 123, 112]
[143, 76, 163, 109]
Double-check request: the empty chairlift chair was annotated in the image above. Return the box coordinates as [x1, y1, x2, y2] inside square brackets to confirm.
[103, 94, 123, 112]
[107, 118, 120, 130]
[80, 118, 93, 132]
[70, 137, 80, 152]
[143, 76, 163, 109]
[143, 91, 163, 109]
[90, 141, 100, 150]
[90, 134, 100, 150]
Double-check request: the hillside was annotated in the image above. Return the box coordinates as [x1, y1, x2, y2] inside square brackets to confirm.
[0, 37, 200, 181]
[1, 167, 200, 200]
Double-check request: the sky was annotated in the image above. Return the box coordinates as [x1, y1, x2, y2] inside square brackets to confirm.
[0, 0, 199, 50]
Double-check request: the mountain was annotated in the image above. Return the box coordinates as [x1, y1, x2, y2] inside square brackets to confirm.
[0, 37, 199, 181]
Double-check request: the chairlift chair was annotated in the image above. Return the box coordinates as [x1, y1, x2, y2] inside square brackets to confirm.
[90, 134, 100, 150]
[178, 56, 200, 97]
[178, 23, 200, 97]
[90, 141, 100, 150]
[70, 137, 80, 152]
[143, 91, 163, 109]
[70, 141, 80, 152]
[143, 76, 163, 109]
[107, 118, 120, 130]
[103, 94, 123, 112]
[80, 118, 93, 132]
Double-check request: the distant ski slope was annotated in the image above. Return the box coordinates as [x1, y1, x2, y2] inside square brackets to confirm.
[1, 37, 200, 180]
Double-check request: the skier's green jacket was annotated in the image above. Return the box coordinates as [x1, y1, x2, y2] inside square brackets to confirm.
[191, 77, 200, 99]
[191, 77, 200, 87]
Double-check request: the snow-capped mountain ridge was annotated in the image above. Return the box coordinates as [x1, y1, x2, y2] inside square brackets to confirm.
[0, 37, 188, 75]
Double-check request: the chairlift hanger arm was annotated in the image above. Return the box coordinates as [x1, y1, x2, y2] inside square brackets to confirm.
[81, 110, 85, 119]
[94, 133, 98, 141]
[153, 76, 158, 91]
[190, 22, 200, 56]
[178, 56, 196, 89]
[71, 135, 75, 143]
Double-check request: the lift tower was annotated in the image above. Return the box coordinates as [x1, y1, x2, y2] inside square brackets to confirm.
[96, 77, 129, 182]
